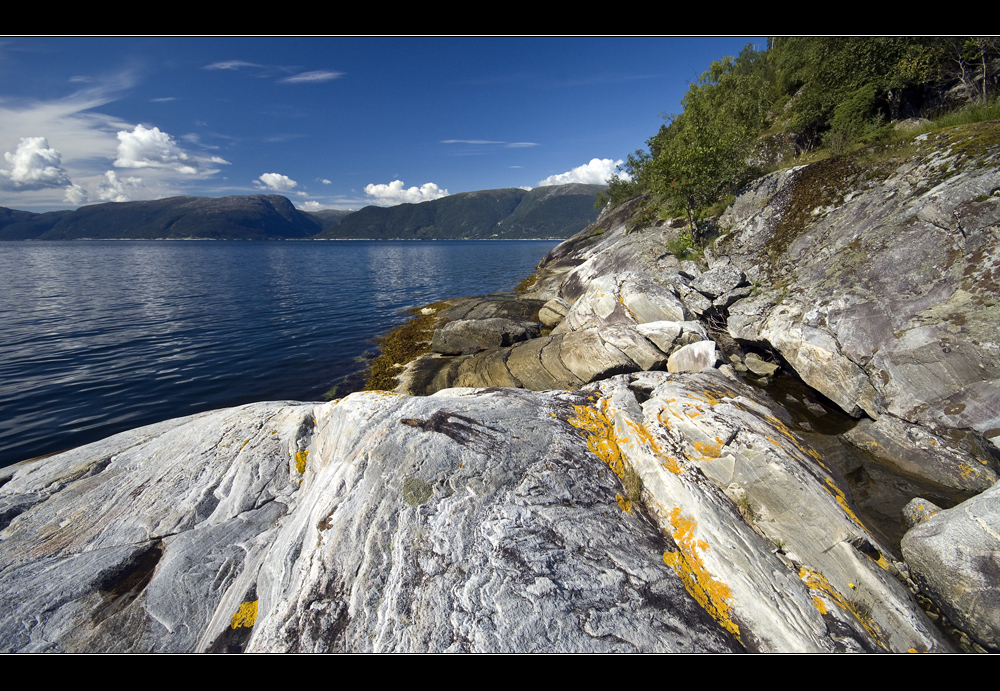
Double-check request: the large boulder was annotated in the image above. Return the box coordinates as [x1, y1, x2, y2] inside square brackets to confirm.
[901, 481, 1000, 651]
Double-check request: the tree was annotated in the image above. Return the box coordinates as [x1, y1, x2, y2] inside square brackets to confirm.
[643, 46, 772, 235]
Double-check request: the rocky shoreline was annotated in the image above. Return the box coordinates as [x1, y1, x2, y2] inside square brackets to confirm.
[2, 123, 998, 652]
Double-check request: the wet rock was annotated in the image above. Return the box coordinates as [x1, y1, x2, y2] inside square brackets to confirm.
[436, 296, 546, 323]
[744, 353, 780, 377]
[842, 415, 999, 497]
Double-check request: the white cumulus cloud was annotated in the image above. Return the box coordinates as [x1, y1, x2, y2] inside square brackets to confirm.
[97, 170, 143, 202]
[114, 124, 229, 175]
[364, 180, 449, 206]
[256, 173, 299, 192]
[64, 183, 88, 205]
[0, 137, 72, 190]
[299, 201, 323, 211]
[538, 158, 626, 187]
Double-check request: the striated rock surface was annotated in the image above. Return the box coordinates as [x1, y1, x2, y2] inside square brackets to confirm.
[718, 124, 1000, 452]
[0, 374, 949, 652]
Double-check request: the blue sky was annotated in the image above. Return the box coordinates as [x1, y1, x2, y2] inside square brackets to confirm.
[0, 37, 766, 211]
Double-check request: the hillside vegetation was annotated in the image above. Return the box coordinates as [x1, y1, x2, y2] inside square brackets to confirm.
[608, 37, 1000, 238]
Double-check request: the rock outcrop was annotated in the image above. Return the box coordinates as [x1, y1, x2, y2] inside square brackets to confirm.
[3, 123, 1000, 652]
[0, 374, 949, 652]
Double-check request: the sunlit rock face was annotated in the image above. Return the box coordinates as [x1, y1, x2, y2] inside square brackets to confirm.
[718, 125, 1000, 450]
[0, 374, 949, 652]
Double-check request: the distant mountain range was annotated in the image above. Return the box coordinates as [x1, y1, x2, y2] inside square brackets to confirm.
[0, 184, 605, 241]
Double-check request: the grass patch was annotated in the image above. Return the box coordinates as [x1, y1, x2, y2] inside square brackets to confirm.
[622, 464, 644, 505]
[363, 301, 450, 391]
[514, 273, 538, 293]
[665, 228, 703, 261]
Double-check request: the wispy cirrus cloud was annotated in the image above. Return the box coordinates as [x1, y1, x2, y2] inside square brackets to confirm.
[442, 139, 538, 148]
[280, 70, 343, 84]
[203, 60, 265, 71]
[204, 61, 344, 85]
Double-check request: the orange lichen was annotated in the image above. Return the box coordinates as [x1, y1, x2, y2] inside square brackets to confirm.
[690, 389, 724, 407]
[662, 507, 741, 642]
[295, 450, 309, 474]
[692, 438, 724, 458]
[824, 477, 867, 529]
[657, 409, 673, 429]
[568, 399, 626, 478]
[799, 568, 886, 649]
[616, 493, 633, 513]
[625, 419, 682, 474]
[231, 600, 258, 629]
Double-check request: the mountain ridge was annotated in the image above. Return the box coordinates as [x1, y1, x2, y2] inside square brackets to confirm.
[0, 183, 605, 241]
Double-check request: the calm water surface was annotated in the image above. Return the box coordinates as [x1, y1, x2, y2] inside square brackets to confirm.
[0, 240, 558, 467]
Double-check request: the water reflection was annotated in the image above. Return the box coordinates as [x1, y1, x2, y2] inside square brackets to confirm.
[0, 240, 556, 467]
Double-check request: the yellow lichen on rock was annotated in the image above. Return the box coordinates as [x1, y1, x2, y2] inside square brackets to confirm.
[295, 450, 309, 474]
[691, 438, 724, 459]
[616, 493, 633, 513]
[823, 477, 867, 529]
[661, 507, 741, 642]
[799, 567, 886, 649]
[625, 418, 682, 474]
[231, 600, 258, 629]
[568, 399, 626, 478]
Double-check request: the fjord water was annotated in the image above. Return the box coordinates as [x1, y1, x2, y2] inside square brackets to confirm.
[0, 240, 558, 468]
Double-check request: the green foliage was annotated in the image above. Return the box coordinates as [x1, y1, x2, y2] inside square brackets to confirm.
[607, 36, 1000, 235]
[606, 168, 641, 206]
[770, 37, 933, 143]
[642, 45, 772, 234]
[666, 228, 698, 260]
[822, 84, 893, 154]
[625, 200, 660, 234]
